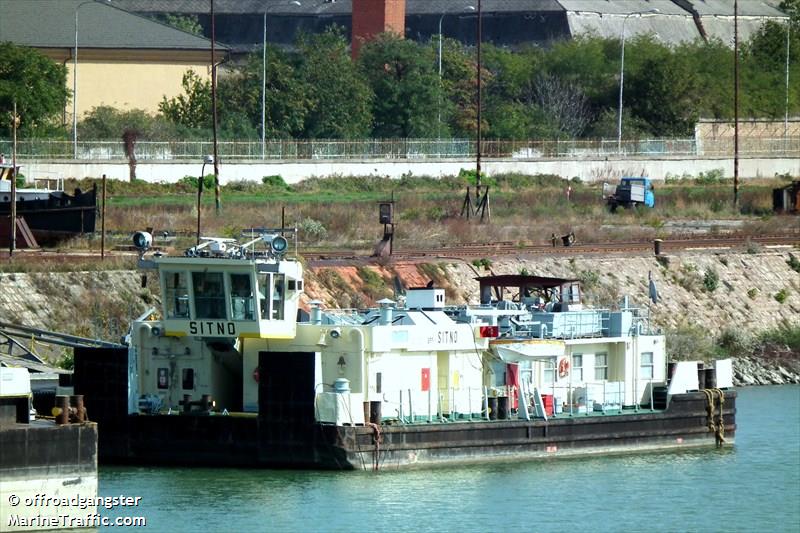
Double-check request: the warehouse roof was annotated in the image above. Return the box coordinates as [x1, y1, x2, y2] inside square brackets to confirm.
[0, 0, 222, 50]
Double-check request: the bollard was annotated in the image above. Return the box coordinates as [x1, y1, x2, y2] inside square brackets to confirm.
[70, 395, 85, 422]
[55, 395, 70, 425]
[654, 239, 663, 256]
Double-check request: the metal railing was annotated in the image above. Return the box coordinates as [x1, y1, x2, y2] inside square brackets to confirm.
[1, 137, 798, 161]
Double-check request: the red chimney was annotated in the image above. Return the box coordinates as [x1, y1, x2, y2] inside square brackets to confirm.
[351, 0, 406, 59]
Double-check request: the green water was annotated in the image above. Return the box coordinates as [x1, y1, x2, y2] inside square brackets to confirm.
[99, 385, 800, 532]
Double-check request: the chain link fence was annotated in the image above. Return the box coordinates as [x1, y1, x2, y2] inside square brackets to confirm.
[0, 137, 797, 161]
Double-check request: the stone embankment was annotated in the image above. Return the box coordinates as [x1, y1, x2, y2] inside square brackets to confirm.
[0, 248, 797, 385]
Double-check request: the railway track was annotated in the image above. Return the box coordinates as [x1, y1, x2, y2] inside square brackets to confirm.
[1, 233, 797, 265]
[304, 233, 799, 262]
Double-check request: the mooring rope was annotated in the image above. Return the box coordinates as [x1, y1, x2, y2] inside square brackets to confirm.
[703, 388, 726, 447]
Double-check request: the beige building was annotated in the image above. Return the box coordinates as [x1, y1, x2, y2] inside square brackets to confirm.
[0, 0, 224, 121]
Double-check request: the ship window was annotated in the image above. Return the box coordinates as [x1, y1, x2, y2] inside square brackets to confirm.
[288, 280, 296, 291]
[543, 360, 555, 384]
[257, 273, 270, 319]
[572, 354, 584, 381]
[157, 368, 169, 390]
[164, 271, 189, 318]
[192, 272, 226, 319]
[229, 273, 254, 320]
[595, 353, 608, 381]
[182, 368, 194, 390]
[272, 274, 285, 320]
[640, 352, 654, 380]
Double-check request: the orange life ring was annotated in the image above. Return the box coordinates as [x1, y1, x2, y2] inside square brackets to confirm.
[558, 358, 570, 378]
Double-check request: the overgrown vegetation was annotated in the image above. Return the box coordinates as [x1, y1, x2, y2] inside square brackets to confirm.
[667, 321, 800, 361]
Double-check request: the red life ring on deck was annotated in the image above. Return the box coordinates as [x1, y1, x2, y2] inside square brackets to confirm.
[558, 358, 570, 378]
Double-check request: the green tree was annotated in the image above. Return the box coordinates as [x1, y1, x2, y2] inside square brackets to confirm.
[297, 28, 373, 138]
[624, 42, 701, 136]
[0, 42, 69, 136]
[79, 106, 178, 140]
[158, 70, 212, 130]
[221, 45, 309, 138]
[358, 34, 441, 138]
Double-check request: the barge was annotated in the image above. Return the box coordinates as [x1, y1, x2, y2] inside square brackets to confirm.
[0, 368, 98, 531]
[73, 231, 735, 470]
[0, 163, 96, 246]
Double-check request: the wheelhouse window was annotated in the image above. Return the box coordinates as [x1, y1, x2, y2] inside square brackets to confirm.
[640, 352, 654, 379]
[272, 274, 285, 320]
[164, 271, 189, 318]
[595, 353, 608, 381]
[229, 273, 254, 320]
[192, 272, 226, 319]
[257, 273, 270, 320]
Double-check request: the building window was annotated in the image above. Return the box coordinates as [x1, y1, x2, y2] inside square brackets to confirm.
[641, 352, 654, 379]
[595, 353, 608, 381]
[164, 271, 189, 318]
[572, 354, 583, 381]
[229, 273, 254, 320]
[192, 272, 225, 319]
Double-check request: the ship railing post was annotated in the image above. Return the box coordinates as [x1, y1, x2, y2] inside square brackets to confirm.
[468, 386, 472, 421]
[451, 387, 456, 420]
[408, 388, 413, 423]
[399, 390, 404, 424]
[438, 391, 445, 422]
[603, 381, 607, 412]
[650, 378, 654, 411]
[483, 387, 489, 421]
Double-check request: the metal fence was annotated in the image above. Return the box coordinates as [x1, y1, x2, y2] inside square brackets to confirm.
[1, 137, 798, 161]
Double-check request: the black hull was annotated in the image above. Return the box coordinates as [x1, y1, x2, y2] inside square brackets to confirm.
[74, 347, 736, 471]
[0, 186, 97, 245]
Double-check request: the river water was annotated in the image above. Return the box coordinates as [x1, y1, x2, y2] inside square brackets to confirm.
[99, 385, 800, 532]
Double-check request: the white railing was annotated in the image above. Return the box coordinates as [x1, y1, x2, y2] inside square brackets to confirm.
[374, 380, 660, 424]
[1, 137, 797, 161]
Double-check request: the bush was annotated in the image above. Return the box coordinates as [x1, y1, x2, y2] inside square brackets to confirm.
[297, 217, 327, 241]
[262, 175, 290, 190]
[774, 289, 788, 304]
[472, 258, 493, 271]
[178, 174, 215, 190]
[703, 268, 719, 292]
[747, 288, 759, 299]
[787, 253, 800, 274]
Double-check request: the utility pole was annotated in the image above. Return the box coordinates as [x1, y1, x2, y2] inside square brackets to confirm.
[733, 0, 740, 211]
[211, 0, 221, 215]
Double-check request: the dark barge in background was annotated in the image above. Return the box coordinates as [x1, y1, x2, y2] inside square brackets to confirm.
[69, 231, 735, 470]
[0, 163, 96, 246]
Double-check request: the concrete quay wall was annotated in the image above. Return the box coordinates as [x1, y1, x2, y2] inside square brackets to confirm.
[22, 156, 800, 185]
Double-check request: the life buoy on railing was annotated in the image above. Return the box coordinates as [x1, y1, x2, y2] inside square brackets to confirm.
[558, 358, 570, 378]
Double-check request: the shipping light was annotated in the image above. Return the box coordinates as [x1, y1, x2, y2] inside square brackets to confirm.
[271, 235, 288, 254]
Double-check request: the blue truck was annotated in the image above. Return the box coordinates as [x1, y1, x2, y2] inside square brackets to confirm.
[604, 176, 655, 211]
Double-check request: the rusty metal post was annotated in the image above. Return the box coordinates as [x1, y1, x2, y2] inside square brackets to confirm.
[653, 238, 662, 256]
[101, 174, 106, 260]
[55, 395, 70, 425]
[9, 102, 18, 256]
[70, 394, 85, 422]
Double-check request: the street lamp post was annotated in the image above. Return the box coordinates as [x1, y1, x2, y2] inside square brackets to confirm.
[785, 21, 791, 145]
[262, 1, 301, 160]
[617, 8, 659, 155]
[73, 0, 110, 160]
[438, 5, 475, 138]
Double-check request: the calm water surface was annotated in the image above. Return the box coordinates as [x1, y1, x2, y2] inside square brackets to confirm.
[100, 385, 800, 532]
